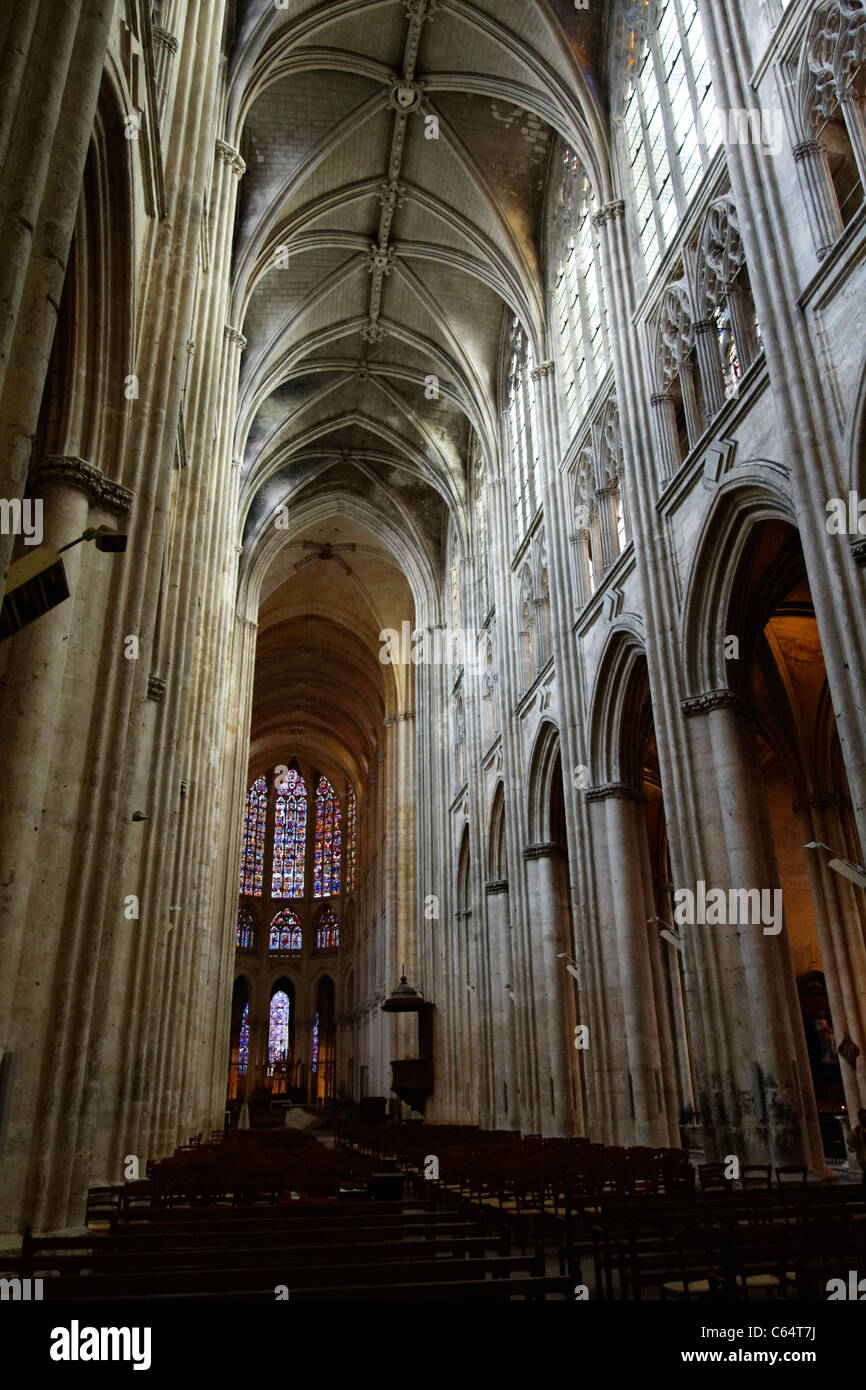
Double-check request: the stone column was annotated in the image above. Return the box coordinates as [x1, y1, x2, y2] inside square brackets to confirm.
[794, 794, 866, 1115]
[523, 844, 577, 1137]
[596, 485, 620, 571]
[485, 880, 518, 1129]
[693, 318, 727, 424]
[679, 358, 704, 449]
[684, 692, 824, 1169]
[650, 392, 681, 486]
[791, 140, 842, 260]
[725, 280, 760, 371]
[588, 784, 670, 1146]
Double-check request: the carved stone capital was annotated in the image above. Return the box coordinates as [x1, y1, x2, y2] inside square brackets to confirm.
[147, 674, 166, 702]
[584, 782, 645, 804]
[215, 139, 246, 178]
[523, 842, 565, 861]
[651, 392, 675, 406]
[793, 139, 824, 163]
[224, 325, 247, 350]
[850, 536, 866, 566]
[681, 689, 754, 722]
[485, 879, 509, 896]
[530, 361, 555, 381]
[592, 199, 626, 229]
[384, 711, 415, 727]
[33, 455, 134, 516]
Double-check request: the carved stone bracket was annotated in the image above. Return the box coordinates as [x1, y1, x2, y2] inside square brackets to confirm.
[224, 325, 247, 351]
[215, 139, 246, 179]
[33, 456, 134, 515]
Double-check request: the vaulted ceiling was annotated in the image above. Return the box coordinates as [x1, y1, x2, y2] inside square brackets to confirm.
[228, 0, 607, 562]
[227, 0, 608, 789]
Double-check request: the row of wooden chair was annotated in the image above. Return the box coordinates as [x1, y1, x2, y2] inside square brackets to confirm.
[11, 1197, 573, 1301]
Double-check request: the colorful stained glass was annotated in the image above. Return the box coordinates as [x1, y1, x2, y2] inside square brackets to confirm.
[236, 909, 255, 950]
[313, 775, 341, 898]
[311, 1012, 319, 1074]
[346, 786, 356, 892]
[268, 990, 290, 1068]
[316, 906, 340, 952]
[238, 1002, 249, 1075]
[239, 775, 267, 896]
[269, 909, 302, 953]
[272, 768, 307, 898]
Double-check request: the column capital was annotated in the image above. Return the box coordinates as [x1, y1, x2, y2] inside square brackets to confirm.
[681, 689, 755, 722]
[153, 25, 178, 55]
[32, 455, 134, 515]
[584, 782, 645, 804]
[485, 879, 509, 895]
[651, 391, 675, 406]
[523, 842, 565, 860]
[147, 674, 166, 702]
[215, 139, 246, 179]
[592, 199, 626, 229]
[224, 324, 248, 350]
[792, 139, 824, 163]
[694, 317, 719, 337]
[530, 361, 556, 381]
[383, 711, 415, 727]
[850, 536, 866, 567]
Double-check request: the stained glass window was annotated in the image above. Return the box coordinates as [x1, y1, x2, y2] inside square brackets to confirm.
[346, 786, 356, 892]
[314, 775, 341, 898]
[236, 909, 255, 950]
[238, 1002, 249, 1075]
[312, 1012, 319, 1073]
[272, 768, 307, 898]
[316, 906, 340, 951]
[239, 775, 267, 896]
[269, 909, 302, 953]
[268, 990, 290, 1069]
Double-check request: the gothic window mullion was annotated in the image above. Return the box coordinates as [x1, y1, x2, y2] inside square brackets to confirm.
[673, 0, 711, 173]
[575, 231, 598, 399]
[648, 16, 689, 220]
[634, 67, 667, 269]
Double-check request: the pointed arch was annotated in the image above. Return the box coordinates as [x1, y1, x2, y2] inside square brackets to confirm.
[488, 782, 507, 882]
[269, 909, 302, 953]
[315, 905, 340, 951]
[527, 719, 563, 844]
